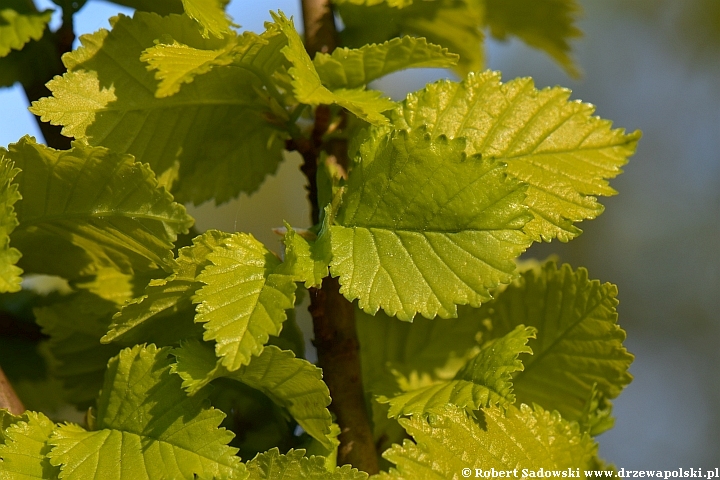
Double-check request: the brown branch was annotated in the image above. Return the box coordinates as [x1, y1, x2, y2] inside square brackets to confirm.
[296, 0, 379, 473]
[0, 366, 25, 415]
[310, 277, 378, 473]
[301, 0, 338, 57]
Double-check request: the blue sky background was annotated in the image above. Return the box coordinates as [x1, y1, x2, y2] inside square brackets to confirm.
[1, 0, 719, 469]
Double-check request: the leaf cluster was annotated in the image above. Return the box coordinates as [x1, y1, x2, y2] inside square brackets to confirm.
[0, 0, 640, 477]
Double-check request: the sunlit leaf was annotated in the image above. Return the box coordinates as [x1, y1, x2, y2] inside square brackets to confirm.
[329, 128, 531, 320]
[0, 156, 22, 292]
[246, 448, 367, 480]
[195, 233, 296, 371]
[314, 36, 457, 90]
[0, 410, 58, 479]
[274, 12, 396, 125]
[47, 345, 245, 479]
[378, 404, 596, 478]
[392, 71, 641, 241]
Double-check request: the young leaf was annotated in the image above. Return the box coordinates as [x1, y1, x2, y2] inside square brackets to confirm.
[470, 262, 633, 423]
[313, 36, 458, 90]
[392, 71, 641, 241]
[276, 225, 331, 288]
[329, 128, 532, 320]
[378, 404, 597, 478]
[0, 157, 22, 293]
[47, 345, 245, 479]
[485, 0, 582, 77]
[103, 230, 230, 346]
[274, 12, 396, 126]
[378, 325, 535, 417]
[195, 233, 297, 371]
[141, 39, 237, 98]
[0, 6, 52, 58]
[30, 12, 288, 205]
[0, 410, 59, 479]
[174, 341, 335, 449]
[245, 448, 368, 480]
[2, 137, 192, 280]
[180, 0, 234, 39]
[336, 0, 484, 76]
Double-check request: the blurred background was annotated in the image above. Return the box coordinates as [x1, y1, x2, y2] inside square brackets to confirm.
[1, 0, 718, 469]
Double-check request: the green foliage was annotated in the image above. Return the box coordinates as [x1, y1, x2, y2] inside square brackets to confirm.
[0, 0, 639, 478]
[48, 344, 245, 479]
[0, 137, 192, 280]
[246, 448, 368, 480]
[313, 36, 458, 90]
[485, 0, 582, 77]
[377, 325, 535, 417]
[30, 12, 288, 205]
[194, 232, 297, 371]
[0, 410, 57, 479]
[329, 128, 531, 320]
[392, 71, 641, 242]
[377, 404, 597, 478]
[0, 4, 52, 58]
[468, 262, 634, 426]
[174, 341, 335, 449]
[102, 230, 229, 346]
[0, 157, 22, 292]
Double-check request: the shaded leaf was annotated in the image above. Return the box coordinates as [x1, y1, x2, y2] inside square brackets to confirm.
[0, 5, 52, 58]
[31, 12, 288, 205]
[174, 341, 334, 449]
[103, 230, 230, 346]
[2, 137, 192, 280]
[378, 325, 534, 417]
[0, 28, 64, 89]
[392, 71, 641, 241]
[470, 261, 633, 423]
[485, 0, 582, 77]
[336, 0, 484, 76]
